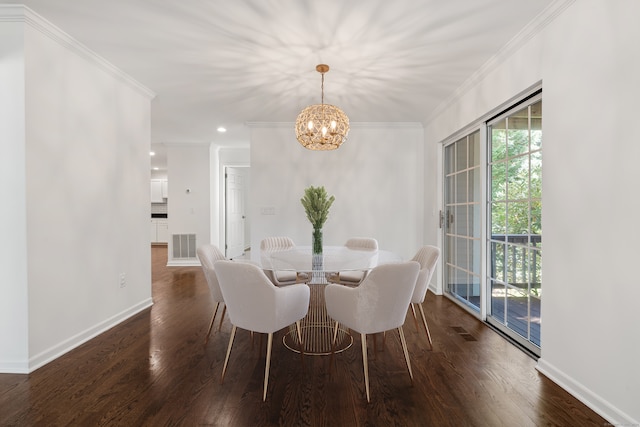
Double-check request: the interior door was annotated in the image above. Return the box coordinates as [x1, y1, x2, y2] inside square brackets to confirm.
[225, 167, 246, 258]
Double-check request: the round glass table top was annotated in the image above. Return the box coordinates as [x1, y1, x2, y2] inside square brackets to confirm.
[260, 245, 402, 272]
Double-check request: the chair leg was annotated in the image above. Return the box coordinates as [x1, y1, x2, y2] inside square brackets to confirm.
[361, 333, 370, 403]
[417, 303, 433, 349]
[263, 332, 273, 401]
[204, 302, 220, 344]
[218, 305, 227, 332]
[410, 303, 420, 332]
[329, 321, 340, 373]
[397, 326, 413, 384]
[221, 325, 237, 384]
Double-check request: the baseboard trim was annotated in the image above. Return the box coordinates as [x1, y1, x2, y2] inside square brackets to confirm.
[536, 358, 638, 426]
[166, 259, 200, 267]
[23, 298, 153, 374]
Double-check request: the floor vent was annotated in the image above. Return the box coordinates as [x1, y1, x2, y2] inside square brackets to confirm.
[172, 234, 196, 259]
[452, 326, 477, 342]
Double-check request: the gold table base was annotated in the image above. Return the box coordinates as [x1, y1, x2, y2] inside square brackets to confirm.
[283, 284, 353, 355]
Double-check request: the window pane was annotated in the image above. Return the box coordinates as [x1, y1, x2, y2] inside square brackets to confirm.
[455, 205, 468, 237]
[491, 162, 506, 201]
[506, 285, 528, 339]
[491, 280, 505, 322]
[531, 200, 542, 235]
[446, 175, 455, 205]
[469, 131, 480, 165]
[456, 171, 467, 203]
[507, 156, 529, 201]
[469, 167, 479, 201]
[530, 151, 542, 199]
[491, 202, 506, 236]
[445, 144, 455, 174]
[530, 248, 542, 290]
[506, 201, 530, 236]
[456, 237, 469, 270]
[456, 138, 468, 172]
[447, 235, 456, 263]
[492, 242, 506, 282]
[507, 107, 530, 157]
[491, 121, 507, 162]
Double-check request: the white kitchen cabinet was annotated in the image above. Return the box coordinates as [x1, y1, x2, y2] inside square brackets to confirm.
[151, 179, 168, 202]
[150, 219, 169, 243]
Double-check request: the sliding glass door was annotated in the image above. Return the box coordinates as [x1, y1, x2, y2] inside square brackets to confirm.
[487, 94, 542, 354]
[442, 91, 542, 356]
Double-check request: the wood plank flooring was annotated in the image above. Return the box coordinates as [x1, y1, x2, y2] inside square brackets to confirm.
[0, 246, 607, 426]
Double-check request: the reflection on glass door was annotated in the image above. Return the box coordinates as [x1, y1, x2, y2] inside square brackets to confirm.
[443, 131, 482, 312]
[487, 95, 542, 354]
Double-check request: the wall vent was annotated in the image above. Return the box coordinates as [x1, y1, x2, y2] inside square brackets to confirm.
[172, 234, 196, 259]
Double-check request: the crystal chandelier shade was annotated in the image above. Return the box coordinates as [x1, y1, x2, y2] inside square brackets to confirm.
[295, 64, 349, 151]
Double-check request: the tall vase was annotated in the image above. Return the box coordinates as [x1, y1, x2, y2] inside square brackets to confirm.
[311, 228, 324, 283]
[312, 228, 323, 255]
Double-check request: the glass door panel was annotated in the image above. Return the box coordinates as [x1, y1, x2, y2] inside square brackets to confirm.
[443, 131, 481, 311]
[487, 95, 542, 355]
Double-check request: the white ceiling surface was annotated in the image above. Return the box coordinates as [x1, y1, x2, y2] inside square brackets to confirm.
[7, 0, 555, 169]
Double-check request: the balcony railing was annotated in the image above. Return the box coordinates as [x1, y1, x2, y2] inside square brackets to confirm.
[490, 234, 541, 292]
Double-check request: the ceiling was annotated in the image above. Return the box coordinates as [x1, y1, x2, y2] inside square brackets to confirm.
[5, 0, 555, 170]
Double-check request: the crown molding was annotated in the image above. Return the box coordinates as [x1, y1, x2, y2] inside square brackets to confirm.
[245, 121, 422, 129]
[0, 5, 155, 100]
[426, 0, 575, 123]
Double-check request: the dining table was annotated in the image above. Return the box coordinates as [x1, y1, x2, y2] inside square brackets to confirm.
[260, 245, 402, 355]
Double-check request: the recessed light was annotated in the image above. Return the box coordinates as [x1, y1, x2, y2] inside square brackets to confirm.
[150, 151, 156, 156]
[217, 127, 227, 133]
[153, 167, 159, 170]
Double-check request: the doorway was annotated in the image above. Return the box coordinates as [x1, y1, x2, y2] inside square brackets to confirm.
[224, 166, 250, 258]
[442, 90, 542, 357]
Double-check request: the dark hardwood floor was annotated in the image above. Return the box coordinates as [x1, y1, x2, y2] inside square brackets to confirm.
[0, 246, 606, 426]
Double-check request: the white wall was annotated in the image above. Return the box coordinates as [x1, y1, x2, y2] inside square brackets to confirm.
[250, 123, 424, 261]
[423, 0, 640, 424]
[166, 144, 211, 265]
[0, 7, 154, 373]
[0, 18, 29, 372]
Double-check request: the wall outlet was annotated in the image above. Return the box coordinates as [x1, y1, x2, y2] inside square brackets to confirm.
[119, 273, 126, 288]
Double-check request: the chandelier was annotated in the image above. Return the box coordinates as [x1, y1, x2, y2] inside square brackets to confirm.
[295, 64, 349, 150]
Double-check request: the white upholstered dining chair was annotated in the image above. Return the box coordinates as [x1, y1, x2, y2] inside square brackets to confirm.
[196, 244, 227, 344]
[260, 237, 309, 285]
[214, 260, 310, 401]
[325, 261, 420, 402]
[409, 245, 441, 349]
[327, 237, 378, 286]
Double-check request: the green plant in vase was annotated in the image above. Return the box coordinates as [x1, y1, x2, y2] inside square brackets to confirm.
[300, 185, 335, 255]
